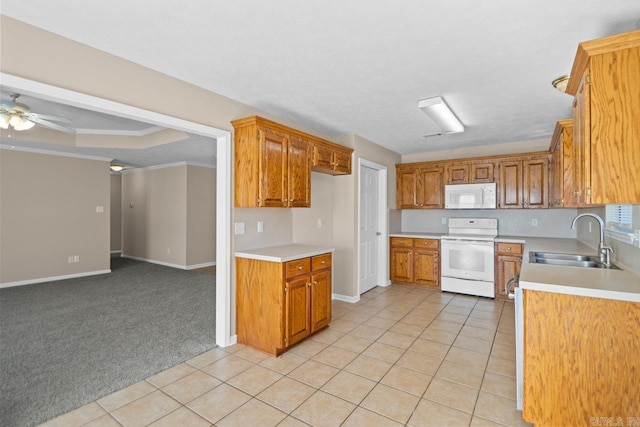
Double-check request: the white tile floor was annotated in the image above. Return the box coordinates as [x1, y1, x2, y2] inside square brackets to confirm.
[40, 284, 533, 427]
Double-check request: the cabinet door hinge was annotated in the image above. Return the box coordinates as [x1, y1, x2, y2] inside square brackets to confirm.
[586, 187, 592, 197]
[284, 337, 288, 344]
[284, 286, 288, 293]
[585, 74, 591, 85]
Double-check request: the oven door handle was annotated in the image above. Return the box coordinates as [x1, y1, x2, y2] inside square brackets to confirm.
[506, 272, 520, 299]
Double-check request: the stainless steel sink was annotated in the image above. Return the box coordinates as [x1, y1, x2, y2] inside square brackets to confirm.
[531, 252, 591, 261]
[529, 251, 621, 270]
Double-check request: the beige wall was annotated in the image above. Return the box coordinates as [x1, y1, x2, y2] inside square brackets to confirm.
[110, 173, 122, 252]
[324, 134, 402, 298]
[0, 149, 110, 284]
[121, 164, 215, 268]
[187, 166, 216, 266]
[401, 138, 552, 163]
[122, 165, 188, 265]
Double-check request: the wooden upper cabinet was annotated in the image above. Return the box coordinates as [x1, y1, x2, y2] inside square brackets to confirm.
[471, 161, 495, 183]
[417, 166, 444, 208]
[445, 160, 494, 184]
[566, 29, 640, 204]
[396, 164, 443, 209]
[287, 134, 311, 207]
[572, 71, 592, 206]
[397, 165, 418, 208]
[498, 160, 523, 209]
[397, 153, 547, 210]
[259, 126, 288, 207]
[523, 157, 549, 209]
[498, 155, 548, 209]
[446, 163, 469, 184]
[232, 116, 352, 207]
[311, 140, 353, 175]
[549, 119, 574, 208]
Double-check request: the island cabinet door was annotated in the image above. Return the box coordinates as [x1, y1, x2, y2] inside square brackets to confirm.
[285, 276, 311, 347]
[310, 270, 332, 333]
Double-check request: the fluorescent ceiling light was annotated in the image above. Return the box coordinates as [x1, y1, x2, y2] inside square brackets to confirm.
[418, 96, 464, 134]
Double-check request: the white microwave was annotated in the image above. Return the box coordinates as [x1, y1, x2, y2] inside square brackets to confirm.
[445, 183, 496, 209]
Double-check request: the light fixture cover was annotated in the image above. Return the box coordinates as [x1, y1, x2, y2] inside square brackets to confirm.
[552, 75, 569, 93]
[418, 96, 464, 134]
[110, 165, 124, 172]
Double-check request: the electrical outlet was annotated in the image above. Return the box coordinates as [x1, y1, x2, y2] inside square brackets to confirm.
[73, 255, 79, 262]
[531, 219, 538, 227]
[68, 256, 73, 263]
[441, 217, 447, 225]
[96, 206, 104, 213]
[257, 221, 264, 233]
[317, 218, 322, 228]
[234, 222, 245, 235]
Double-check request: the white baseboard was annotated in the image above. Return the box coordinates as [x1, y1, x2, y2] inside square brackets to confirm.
[186, 261, 216, 270]
[121, 255, 215, 270]
[215, 334, 238, 348]
[380, 279, 392, 287]
[110, 250, 122, 255]
[332, 293, 360, 303]
[0, 269, 112, 289]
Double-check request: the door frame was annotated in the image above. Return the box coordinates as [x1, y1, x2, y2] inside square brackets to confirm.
[357, 158, 389, 296]
[1, 73, 234, 347]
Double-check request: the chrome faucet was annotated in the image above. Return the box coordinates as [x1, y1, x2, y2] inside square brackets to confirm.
[571, 213, 613, 266]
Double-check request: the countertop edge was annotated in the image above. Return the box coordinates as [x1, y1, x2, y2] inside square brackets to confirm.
[235, 244, 335, 262]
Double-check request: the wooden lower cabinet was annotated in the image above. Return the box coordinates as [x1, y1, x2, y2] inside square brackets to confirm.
[494, 242, 523, 300]
[523, 290, 640, 426]
[390, 237, 440, 288]
[237, 253, 332, 355]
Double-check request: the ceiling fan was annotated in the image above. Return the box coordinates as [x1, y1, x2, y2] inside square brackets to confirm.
[0, 93, 76, 134]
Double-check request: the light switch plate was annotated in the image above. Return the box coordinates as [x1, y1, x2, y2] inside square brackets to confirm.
[257, 221, 264, 233]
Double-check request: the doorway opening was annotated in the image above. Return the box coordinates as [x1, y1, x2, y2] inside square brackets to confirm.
[0, 73, 232, 347]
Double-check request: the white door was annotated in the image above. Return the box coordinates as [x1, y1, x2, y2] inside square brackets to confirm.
[359, 165, 379, 294]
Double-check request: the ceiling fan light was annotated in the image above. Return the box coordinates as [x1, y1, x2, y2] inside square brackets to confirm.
[9, 114, 23, 127]
[418, 96, 464, 134]
[21, 119, 36, 130]
[12, 118, 35, 131]
[0, 114, 9, 129]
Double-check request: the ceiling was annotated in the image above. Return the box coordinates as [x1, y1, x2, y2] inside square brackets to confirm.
[2, 1, 640, 159]
[0, 90, 217, 169]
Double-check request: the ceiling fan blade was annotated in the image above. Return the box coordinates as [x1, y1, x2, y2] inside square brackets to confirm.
[28, 112, 72, 123]
[29, 117, 76, 134]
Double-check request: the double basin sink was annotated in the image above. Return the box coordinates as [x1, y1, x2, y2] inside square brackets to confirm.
[529, 251, 621, 270]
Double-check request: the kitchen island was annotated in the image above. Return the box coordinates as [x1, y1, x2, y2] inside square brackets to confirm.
[235, 244, 335, 356]
[517, 237, 640, 427]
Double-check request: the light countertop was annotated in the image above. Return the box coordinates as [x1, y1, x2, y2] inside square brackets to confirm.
[390, 232, 526, 243]
[519, 237, 640, 302]
[235, 244, 335, 262]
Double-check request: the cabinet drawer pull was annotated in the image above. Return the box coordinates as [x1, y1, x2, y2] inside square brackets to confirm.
[307, 282, 312, 287]
[313, 281, 318, 285]
[298, 266, 303, 270]
[321, 260, 325, 264]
